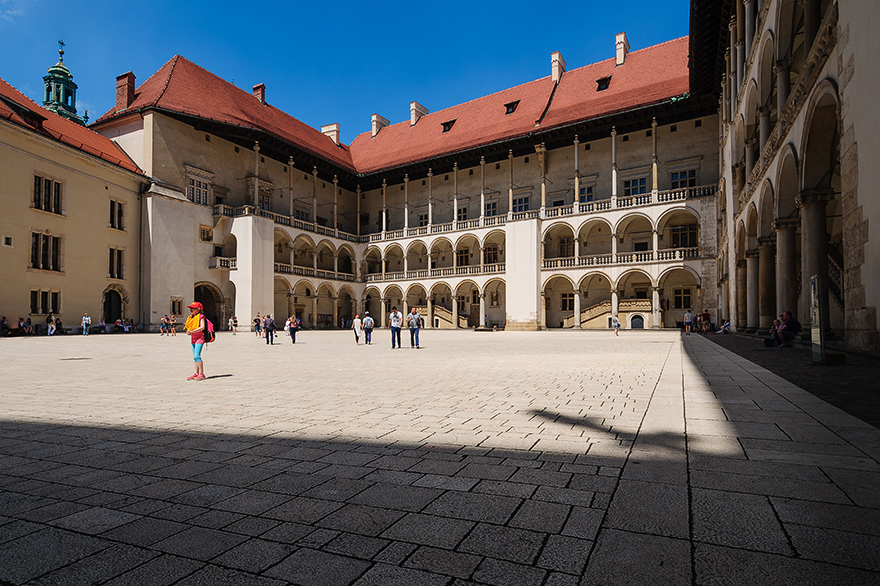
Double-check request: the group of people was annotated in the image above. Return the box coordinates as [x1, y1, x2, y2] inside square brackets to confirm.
[159, 315, 178, 336]
[2, 316, 35, 336]
[770, 311, 802, 347]
[684, 309, 714, 335]
[248, 313, 302, 345]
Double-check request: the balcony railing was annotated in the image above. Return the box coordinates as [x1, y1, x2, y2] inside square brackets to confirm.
[275, 262, 355, 281]
[542, 247, 701, 270]
[213, 184, 715, 246]
[210, 256, 237, 269]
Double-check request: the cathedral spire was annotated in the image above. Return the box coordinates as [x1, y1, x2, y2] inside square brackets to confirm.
[43, 39, 85, 125]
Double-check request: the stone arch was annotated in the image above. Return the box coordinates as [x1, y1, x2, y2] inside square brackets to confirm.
[481, 230, 506, 265]
[429, 237, 454, 269]
[543, 222, 576, 259]
[315, 240, 336, 272]
[482, 277, 507, 328]
[542, 274, 577, 329]
[273, 276, 293, 324]
[614, 268, 654, 291]
[194, 281, 224, 329]
[337, 244, 355, 276]
[101, 283, 129, 323]
[541, 220, 576, 240]
[758, 181, 775, 238]
[384, 243, 405, 274]
[800, 81, 840, 193]
[274, 229, 293, 265]
[454, 234, 481, 267]
[363, 246, 383, 275]
[757, 32, 778, 137]
[221, 233, 237, 258]
[292, 233, 316, 269]
[577, 218, 614, 259]
[775, 144, 800, 219]
[658, 268, 701, 328]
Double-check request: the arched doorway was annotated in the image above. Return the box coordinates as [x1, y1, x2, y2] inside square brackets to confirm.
[194, 283, 223, 329]
[631, 315, 645, 329]
[103, 289, 123, 323]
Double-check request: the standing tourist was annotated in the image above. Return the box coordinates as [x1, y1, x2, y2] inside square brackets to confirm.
[81, 312, 91, 335]
[46, 312, 56, 336]
[612, 314, 620, 336]
[253, 313, 262, 338]
[169, 314, 177, 336]
[362, 312, 374, 345]
[228, 316, 234, 334]
[684, 309, 694, 335]
[184, 301, 207, 381]
[263, 314, 276, 345]
[352, 313, 362, 345]
[388, 306, 403, 349]
[406, 306, 422, 349]
[232, 316, 238, 335]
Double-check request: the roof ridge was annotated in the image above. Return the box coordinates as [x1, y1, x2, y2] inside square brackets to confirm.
[154, 55, 180, 106]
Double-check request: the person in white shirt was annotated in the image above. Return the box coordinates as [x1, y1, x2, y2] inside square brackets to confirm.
[352, 314, 362, 345]
[362, 312, 375, 345]
[406, 307, 422, 349]
[388, 306, 403, 349]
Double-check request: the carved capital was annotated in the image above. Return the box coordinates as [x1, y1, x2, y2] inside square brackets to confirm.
[772, 217, 800, 231]
[796, 188, 833, 208]
[758, 236, 776, 247]
[745, 249, 760, 259]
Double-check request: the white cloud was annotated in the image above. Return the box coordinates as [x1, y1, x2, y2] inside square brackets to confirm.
[0, 0, 23, 23]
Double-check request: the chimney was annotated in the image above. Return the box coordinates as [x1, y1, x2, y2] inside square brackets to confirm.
[115, 72, 135, 112]
[551, 51, 566, 83]
[371, 113, 389, 137]
[252, 83, 266, 104]
[321, 123, 340, 145]
[615, 32, 630, 66]
[410, 101, 429, 126]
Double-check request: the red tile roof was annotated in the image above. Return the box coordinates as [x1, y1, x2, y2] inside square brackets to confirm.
[349, 37, 689, 173]
[93, 56, 356, 172]
[0, 77, 142, 174]
[92, 37, 689, 177]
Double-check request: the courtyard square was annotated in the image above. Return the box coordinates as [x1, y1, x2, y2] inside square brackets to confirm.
[1, 330, 879, 585]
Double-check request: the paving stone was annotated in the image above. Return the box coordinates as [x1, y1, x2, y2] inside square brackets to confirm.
[212, 489, 291, 515]
[423, 491, 520, 524]
[821, 467, 880, 508]
[51, 506, 141, 534]
[690, 468, 850, 502]
[348, 482, 443, 512]
[324, 532, 389, 559]
[508, 499, 570, 533]
[561, 506, 604, 541]
[317, 504, 405, 537]
[381, 512, 474, 549]
[374, 541, 419, 564]
[404, 545, 481, 578]
[188, 508, 244, 529]
[262, 496, 343, 524]
[471, 557, 547, 586]
[352, 562, 450, 586]
[27, 542, 158, 586]
[210, 538, 295, 573]
[264, 547, 370, 585]
[100, 516, 189, 546]
[458, 523, 545, 564]
[692, 488, 792, 554]
[580, 529, 691, 586]
[0, 527, 109, 584]
[471, 479, 537, 499]
[173, 565, 287, 586]
[102, 553, 202, 586]
[153, 526, 247, 561]
[535, 534, 591, 574]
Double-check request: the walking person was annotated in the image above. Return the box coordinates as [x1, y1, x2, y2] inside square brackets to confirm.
[352, 313, 362, 345]
[290, 315, 300, 343]
[184, 301, 207, 381]
[169, 314, 177, 336]
[684, 309, 694, 335]
[362, 312, 374, 345]
[81, 312, 91, 335]
[388, 306, 403, 349]
[232, 316, 238, 335]
[263, 314, 276, 345]
[406, 306, 422, 349]
[612, 314, 620, 336]
[228, 316, 234, 335]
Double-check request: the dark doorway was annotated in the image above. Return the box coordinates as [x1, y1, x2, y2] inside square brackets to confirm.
[194, 285, 220, 330]
[631, 314, 645, 329]
[103, 290, 122, 323]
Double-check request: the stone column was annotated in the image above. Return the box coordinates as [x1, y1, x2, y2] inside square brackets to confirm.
[479, 157, 486, 225]
[480, 245, 485, 272]
[652, 287, 661, 329]
[311, 167, 318, 223]
[797, 189, 831, 331]
[573, 136, 580, 214]
[427, 297, 433, 329]
[312, 295, 318, 329]
[745, 138, 756, 178]
[729, 18, 739, 105]
[381, 255, 386, 280]
[651, 118, 659, 194]
[453, 163, 459, 228]
[479, 294, 486, 328]
[611, 127, 618, 207]
[381, 179, 387, 234]
[736, 1, 745, 89]
[253, 142, 260, 207]
[776, 59, 791, 115]
[758, 237, 776, 331]
[333, 176, 339, 236]
[736, 259, 748, 329]
[773, 218, 799, 316]
[403, 255, 408, 275]
[746, 250, 760, 332]
[333, 254, 338, 275]
[611, 288, 619, 319]
[356, 185, 361, 237]
[744, 0, 756, 55]
[288, 156, 295, 217]
[379, 298, 386, 328]
[539, 143, 547, 213]
[402, 299, 408, 316]
[403, 175, 409, 229]
[507, 150, 514, 219]
[452, 296, 459, 329]
[612, 232, 618, 262]
[652, 229, 659, 261]
[540, 292, 547, 330]
[332, 297, 339, 329]
[573, 289, 581, 329]
[758, 106, 770, 150]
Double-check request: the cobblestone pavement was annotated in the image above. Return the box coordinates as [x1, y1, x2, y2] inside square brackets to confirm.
[1, 330, 879, 585]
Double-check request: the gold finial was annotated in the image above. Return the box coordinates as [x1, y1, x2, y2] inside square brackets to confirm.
[58, 39, 65, 61]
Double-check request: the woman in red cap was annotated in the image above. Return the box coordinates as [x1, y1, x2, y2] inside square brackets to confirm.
[184, 301, 207, 380]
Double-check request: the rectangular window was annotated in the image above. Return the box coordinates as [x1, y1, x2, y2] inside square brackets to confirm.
[418, 214, 428, 227]
[30, 232, 62, 271]
[561, 292, 574, 311]
[673, 288, 692, 309]
[199, 226, 213, 243]
[579, 186, 594, 203]
[484, 201, 497, 217]
[671, 225, 698, 248]
[110, 200, 125, 230]
[258, 193, 271, 211]
[109, 248, 124, 279]
[552, 199, 565, 208]
[33, 175, 63, 214]
[457, 297, 466, 312]
[30, 290, 39, 314]
[51, 291, 60, 314]
[456, 248, 469, 267]
[187, 177, 211, 205]
[623, 178, 647, 196]
[670, 169, 697, 189]
[559, 237, 574, 257]
[513, 197, 529, 213]
[296, 209, 311, 222]
[457, 207, 468, 222]
[484, 245, 499, 264]
[171, 298, 183, 316]
[40, 290, 49, 314]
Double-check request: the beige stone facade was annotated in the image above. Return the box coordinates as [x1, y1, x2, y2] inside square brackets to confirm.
[718, 0, 879, 354]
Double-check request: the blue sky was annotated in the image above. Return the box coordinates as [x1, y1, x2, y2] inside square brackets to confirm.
[1, 0, 690, 144]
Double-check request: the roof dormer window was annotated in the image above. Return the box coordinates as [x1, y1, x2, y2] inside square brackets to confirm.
[596, 76, 612, 91]
[441, 119, 456, 133]
[504, 100, 520, 115]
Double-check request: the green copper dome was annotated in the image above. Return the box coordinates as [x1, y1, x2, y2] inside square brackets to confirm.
[42, 40, 86, 125]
